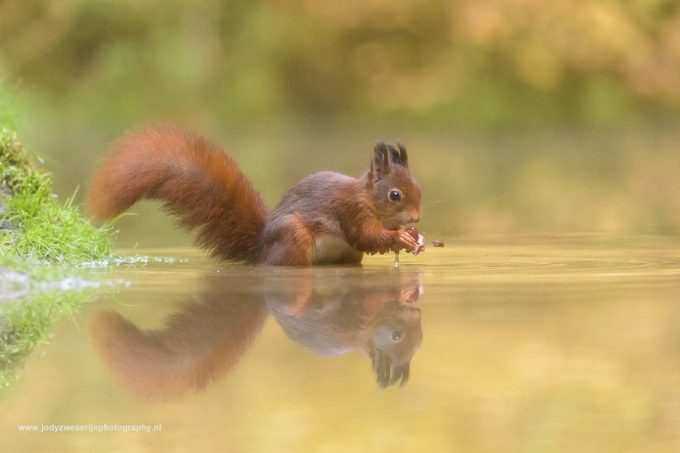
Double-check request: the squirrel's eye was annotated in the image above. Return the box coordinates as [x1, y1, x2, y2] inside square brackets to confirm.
[391, 330, 403, 342]
[388, 189, 402, 202]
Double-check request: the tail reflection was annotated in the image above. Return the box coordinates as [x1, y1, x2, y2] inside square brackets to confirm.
[90, 274, 268, 400]
[90, 269, 423, 399]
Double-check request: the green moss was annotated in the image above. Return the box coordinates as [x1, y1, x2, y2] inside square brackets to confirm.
[3, 189, 114, 263]
[0, 126, 114, 264]
[0, 127, 48, 196]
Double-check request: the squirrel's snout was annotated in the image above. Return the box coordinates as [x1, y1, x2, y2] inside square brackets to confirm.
[408, 211, 420, 223]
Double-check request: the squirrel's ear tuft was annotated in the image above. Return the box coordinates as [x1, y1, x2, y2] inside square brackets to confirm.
[371, 141, 391, 181]
[397, 142, 408, 167]
[387, 142, 408, 167]
[370, 348, 411, 388]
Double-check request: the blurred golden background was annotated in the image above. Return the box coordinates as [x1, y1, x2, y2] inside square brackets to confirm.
[1, 0, 680, 239]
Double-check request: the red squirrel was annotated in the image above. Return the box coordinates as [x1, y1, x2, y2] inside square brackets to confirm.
[86, 126, 421, 265]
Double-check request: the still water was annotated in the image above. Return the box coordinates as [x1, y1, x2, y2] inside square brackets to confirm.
[3, 236, 680, 452]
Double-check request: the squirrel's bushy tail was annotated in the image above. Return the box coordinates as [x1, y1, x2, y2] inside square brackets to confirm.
[86, 126, 268, 261]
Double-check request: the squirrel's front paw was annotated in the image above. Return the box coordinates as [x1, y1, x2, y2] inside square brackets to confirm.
[395, 229, 418, 252]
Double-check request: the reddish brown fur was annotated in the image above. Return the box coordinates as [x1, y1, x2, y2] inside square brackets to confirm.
[259, 214, 315, 265]
[86, 127, 421, 265]
[86, 126, 268, 261]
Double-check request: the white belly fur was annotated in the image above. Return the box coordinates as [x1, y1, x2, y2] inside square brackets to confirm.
[313, 233, 354, 264]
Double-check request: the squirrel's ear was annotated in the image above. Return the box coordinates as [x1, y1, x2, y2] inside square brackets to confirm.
[370, 348, 411, 388]
[371, 141, 391, 181]
[390, 361, 410, 387]
[387, 142, 408, 168]
[397, 142, 408, 167]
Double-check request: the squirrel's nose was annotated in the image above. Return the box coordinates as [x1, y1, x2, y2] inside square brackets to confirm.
[409, 211, 420, 223]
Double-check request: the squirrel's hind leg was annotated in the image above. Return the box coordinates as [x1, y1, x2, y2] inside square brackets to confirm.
[260, 214, 314, 266]
[334, 249, 364, 265]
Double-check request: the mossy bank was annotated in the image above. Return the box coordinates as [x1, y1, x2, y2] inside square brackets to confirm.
[1, 126, 113, 264]
[1, 117, 115, 388]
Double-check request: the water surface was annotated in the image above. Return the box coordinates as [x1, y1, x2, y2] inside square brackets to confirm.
[3, 236, 680, 452]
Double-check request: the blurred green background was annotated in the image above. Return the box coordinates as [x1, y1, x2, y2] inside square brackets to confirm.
[1, 0, 680, 241]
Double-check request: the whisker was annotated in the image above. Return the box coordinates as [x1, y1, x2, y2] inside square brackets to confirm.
[421, 200, 444, 209]
[420, 200, 447, 214]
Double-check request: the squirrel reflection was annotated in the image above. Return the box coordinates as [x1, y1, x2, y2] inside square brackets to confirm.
[267, 270, 422, 388]
[90, 270, 423, 399]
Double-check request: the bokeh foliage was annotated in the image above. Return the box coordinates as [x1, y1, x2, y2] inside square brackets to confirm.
[1, 0, 680, 123]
